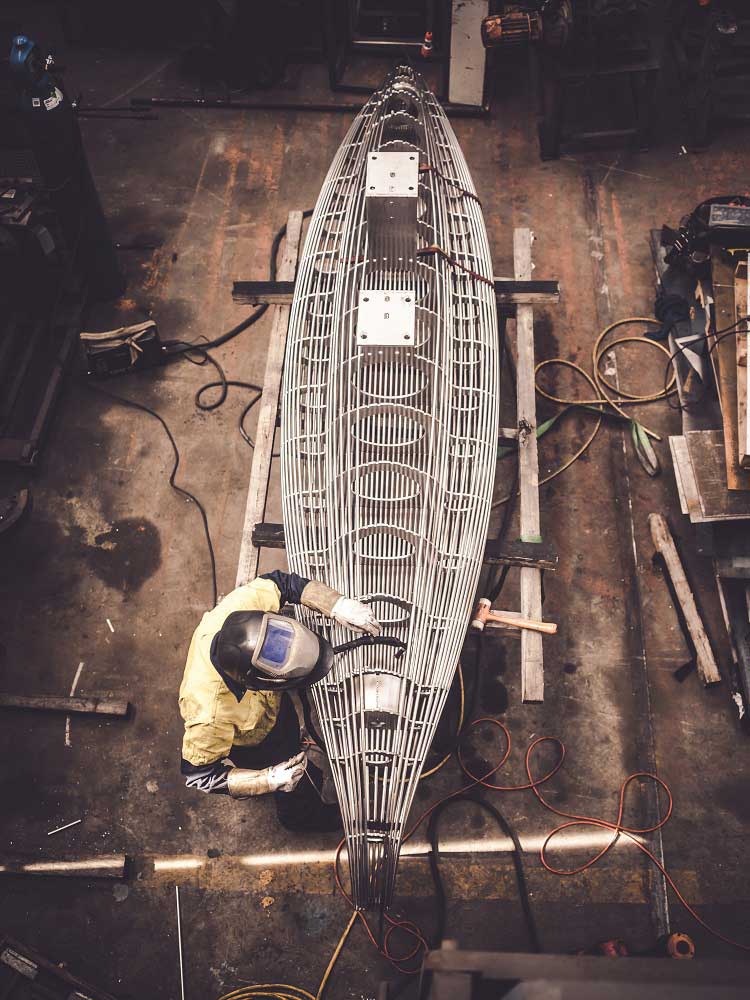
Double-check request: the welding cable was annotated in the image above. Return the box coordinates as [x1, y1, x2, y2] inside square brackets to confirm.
[81, 380, 218, 607]
[159, 210, 314, 452]
[415, 245, 495, 288]
[332, 635, 408, 658]
[331, 718, 562, 977]
[215, 911, 357, 1000]
[462, 721, 750, 954]
[425, 793, 541, 953]
[79, 214, 314, 609]
[333, 715, 750, 982]
[165, 209, 314, 358]
[170, 342, 268, 449]
[493, 317, 675, 507]
[418, 163, 482, 205]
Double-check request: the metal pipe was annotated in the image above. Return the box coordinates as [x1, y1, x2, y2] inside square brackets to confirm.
[130, 96, 489, 119]
[175, 885, 186, 1000]
[131, 96, 365, 114]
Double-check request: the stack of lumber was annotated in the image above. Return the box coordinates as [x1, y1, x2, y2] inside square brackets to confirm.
[669, 248, 750, 521]
[661, 245, 750, 710]
[708, 246, 750, 481]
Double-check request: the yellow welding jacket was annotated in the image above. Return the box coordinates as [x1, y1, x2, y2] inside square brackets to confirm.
[179, 579, 284, 767]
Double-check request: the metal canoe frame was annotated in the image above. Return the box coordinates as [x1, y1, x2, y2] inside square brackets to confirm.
[280, 68, 499, 910]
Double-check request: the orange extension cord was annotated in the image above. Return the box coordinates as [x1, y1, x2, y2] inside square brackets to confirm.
[332, 718, 750, 976]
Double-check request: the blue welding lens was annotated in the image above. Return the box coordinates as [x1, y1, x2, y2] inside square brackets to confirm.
[258, 618, 294, 667]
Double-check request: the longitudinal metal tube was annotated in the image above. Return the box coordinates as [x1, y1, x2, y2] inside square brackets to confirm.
[280, 67, 499, 911]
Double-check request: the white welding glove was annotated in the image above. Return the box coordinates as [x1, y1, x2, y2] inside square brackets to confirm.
[268, 751, 307, 793]
[226, 752, 308, 797]
[301, 580, 382, 635]
[331, 596, 382, 636]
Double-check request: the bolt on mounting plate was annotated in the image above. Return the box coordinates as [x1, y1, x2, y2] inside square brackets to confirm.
[357, 289, 415, 346]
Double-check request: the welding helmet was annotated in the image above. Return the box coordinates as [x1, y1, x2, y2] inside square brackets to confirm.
[214, 611, 334, 691]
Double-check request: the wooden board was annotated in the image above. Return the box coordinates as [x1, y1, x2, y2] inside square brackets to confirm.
[734, 256, 750, 468]
[236, 211, 303, 587]
[648, 513, 721, 686]
[709, 246, 750, 490]
[669, 436, 703, 521]
[514, 228, 544, 703]
[685, 430, 750, 520]
[0, 694, 130, 716]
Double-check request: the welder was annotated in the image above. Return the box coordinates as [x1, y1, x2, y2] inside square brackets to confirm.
[179, 570, 380, 830]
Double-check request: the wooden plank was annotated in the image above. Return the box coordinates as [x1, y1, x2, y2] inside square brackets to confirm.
[710, 246, 749, 490]
[0, 855, 127, 879]
[236, 211, 303, 587]
[423, 949, 750, 987]
[429, 941, 473, 1000]
[740, 329, 749, 468]
[685, 430, 750, 520]
[669, 435, 703, 522]
[648, 513, 721, 686]
[735, 255, 750, 468]
[448, 0, 489, 107]
[669, 438, 690, 515]
[514, 228, 544, 702]
[0, 693, 130, 716]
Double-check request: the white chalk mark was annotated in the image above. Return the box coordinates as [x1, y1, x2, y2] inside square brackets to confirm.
[47, 819, 82, 836]
[64, 661, 85, 748]
[106, 618, 115, 633]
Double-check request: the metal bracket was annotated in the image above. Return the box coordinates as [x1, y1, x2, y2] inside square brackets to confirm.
[357, 289, 415, 346]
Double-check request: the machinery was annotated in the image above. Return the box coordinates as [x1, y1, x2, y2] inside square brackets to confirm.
[482, 1, 573, 48]
[280, 67, 499, 910]
[0, 32, 121, 464]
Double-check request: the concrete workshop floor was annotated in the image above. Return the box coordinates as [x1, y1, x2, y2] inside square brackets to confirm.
[2, 13, 750, 1000]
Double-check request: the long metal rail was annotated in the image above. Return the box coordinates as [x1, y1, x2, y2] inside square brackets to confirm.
[280, 67, 499, 910]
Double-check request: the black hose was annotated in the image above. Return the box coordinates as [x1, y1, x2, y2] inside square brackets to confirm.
[426, 793, 541, 953]
[332, 635, 407, 659]
[299, 687, 326, 751]
[162, 208, 313, 359]
[157, 210, 314, 452]
[81, 379, 219, 607]
[82, 210, 314, 607]
[487, 315, 519, 603]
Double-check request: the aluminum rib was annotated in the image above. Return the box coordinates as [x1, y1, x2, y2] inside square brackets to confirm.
[280, 67, 499, 910]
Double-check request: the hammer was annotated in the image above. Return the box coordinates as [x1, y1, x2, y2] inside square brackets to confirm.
[470, 597, 557, 635]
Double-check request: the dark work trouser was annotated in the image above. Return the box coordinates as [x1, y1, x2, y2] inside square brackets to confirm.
[230, 693, 341, 832]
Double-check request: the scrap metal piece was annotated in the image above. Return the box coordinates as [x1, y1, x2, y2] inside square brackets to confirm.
[0, 489, 31, 536]
[280, 67, 499, 910]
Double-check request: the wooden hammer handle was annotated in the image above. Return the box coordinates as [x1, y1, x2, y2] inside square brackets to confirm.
[488, 611, 557, 635]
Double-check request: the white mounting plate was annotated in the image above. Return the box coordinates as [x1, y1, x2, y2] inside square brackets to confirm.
[357, 290, 415, 346]
[365, 152, 419, 198]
